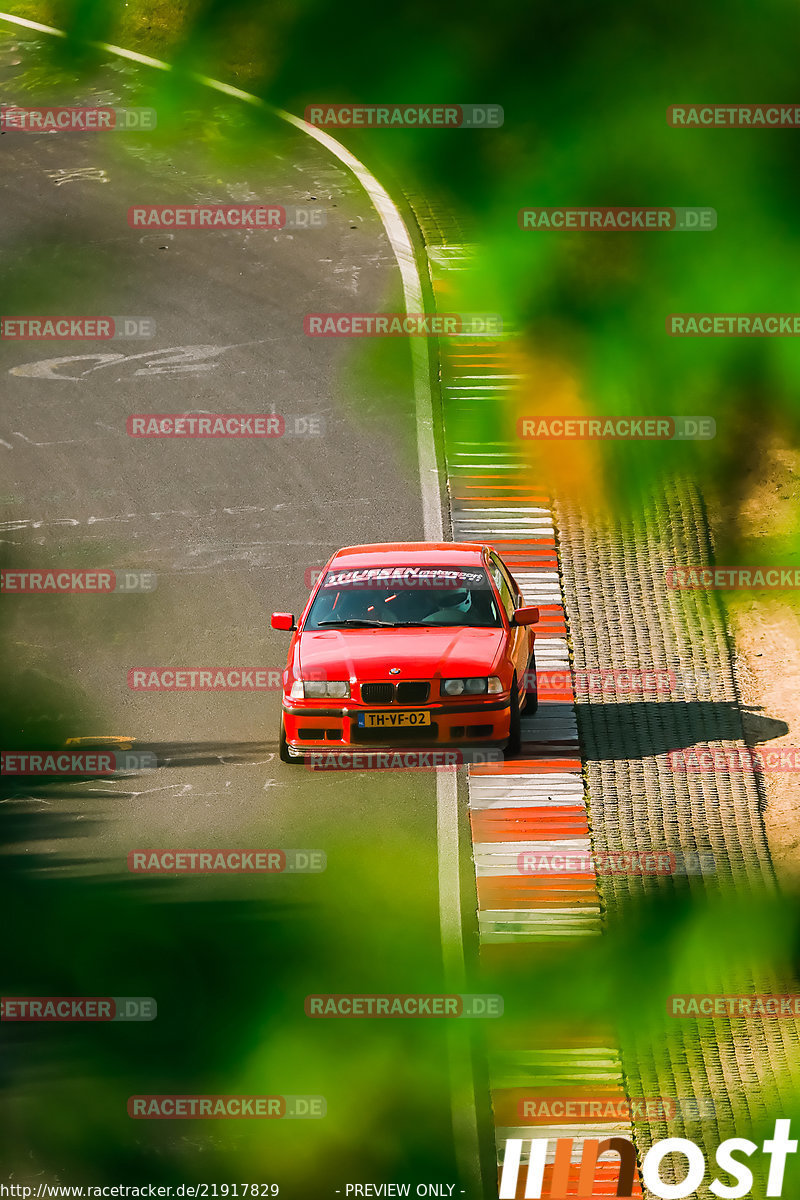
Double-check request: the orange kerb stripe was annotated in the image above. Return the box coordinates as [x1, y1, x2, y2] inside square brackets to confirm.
[471, 810, 589, 841]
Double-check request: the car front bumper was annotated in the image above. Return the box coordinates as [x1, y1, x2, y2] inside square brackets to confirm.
[281, 696, 512, 753]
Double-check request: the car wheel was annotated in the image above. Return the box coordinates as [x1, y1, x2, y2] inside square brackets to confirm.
[505, 676, 522, 757]
[279, 715, 301, 764]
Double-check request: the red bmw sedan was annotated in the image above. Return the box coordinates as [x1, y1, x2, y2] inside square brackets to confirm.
[271, 542, 539, 763]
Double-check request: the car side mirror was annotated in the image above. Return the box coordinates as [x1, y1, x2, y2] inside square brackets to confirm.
[271, 612, 296, 631]
[513, 605, 539, 626]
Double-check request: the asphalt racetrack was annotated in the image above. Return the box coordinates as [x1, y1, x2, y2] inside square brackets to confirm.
[0, 34, 481, 1193]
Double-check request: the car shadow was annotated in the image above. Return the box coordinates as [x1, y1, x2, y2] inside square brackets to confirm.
[518, 698, 789, 762]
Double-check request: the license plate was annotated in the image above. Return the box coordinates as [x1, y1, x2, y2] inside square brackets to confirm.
[358, 710, 431, 728]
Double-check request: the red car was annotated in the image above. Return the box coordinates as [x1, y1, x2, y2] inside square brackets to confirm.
[271, 542, 539, 763]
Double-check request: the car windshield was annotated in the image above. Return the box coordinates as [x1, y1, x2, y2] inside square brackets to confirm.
[303, 565, 503, 630]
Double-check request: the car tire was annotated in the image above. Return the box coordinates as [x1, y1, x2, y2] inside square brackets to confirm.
[524, 657, 538, 715]
[505, 676, 522, 757]
[279, 715, 301, 764]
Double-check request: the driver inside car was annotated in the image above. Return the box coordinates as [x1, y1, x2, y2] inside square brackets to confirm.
[415, 587, 475, 625]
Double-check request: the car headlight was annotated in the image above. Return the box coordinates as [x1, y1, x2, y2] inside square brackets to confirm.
[296, 679, 350, 699]
[441, 676, 503, 697]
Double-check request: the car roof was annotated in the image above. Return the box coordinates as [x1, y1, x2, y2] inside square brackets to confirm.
[329, 542, 489, 568]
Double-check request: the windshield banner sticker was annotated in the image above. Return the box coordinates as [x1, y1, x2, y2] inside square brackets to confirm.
[323, 568, 485, 589]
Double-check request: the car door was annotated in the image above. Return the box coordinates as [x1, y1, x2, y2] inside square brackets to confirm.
[487, 552, 531, 697]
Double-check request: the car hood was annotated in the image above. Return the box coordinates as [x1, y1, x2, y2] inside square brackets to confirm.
[297, 626, 506, 681]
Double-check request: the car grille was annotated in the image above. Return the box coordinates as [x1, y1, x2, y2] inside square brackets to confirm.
[396, 681, 430, 704]
[466, 724, 494, 739]
[360, 681, 430, 704]
[361, 682, 395, 704]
